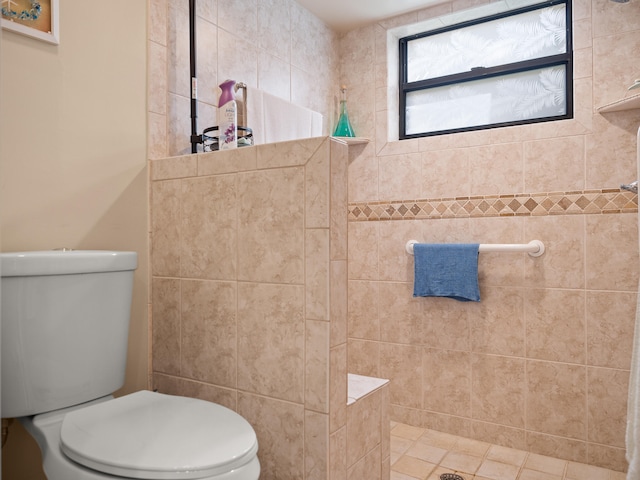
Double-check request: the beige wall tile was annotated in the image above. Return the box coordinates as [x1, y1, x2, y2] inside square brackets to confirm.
[330, 141, 349, 260]
[526, 432, 587, 464]
[592, 31, 640, 108]
[347, 390, 382, 466]
[151, 180, 181, 276]
[586, 291, 636, 369]
[306, 141, 330, 228]
[592, 0, 640, 38]
[421, 149, 470, 199]
[148, 41, 168, 116]
[421, 296, 470, 351]
[423, 349, 471, 417]
[348, 145, 379, 203]
[586, 111, 640, 188]
[470, 287, 525, 356]
[330, 260, 349, 347]
[195, 17, 218, 107]
[586, 213, 639, 291]
[148, 111, 168, 160]
[524, 136, 585, 192]
[238, 393, 305, 480]
[330, 426, 347, 480]
[471, 355, 525, 428]
[151, 155, 197, 181]
[237, 283, 305, 402]
[149, 0, 168, 46]
[181, 175, 237, 280]
[151, 278, 181, 375]
[348, 280, 380, 341]
[348, 445, 382, 479]
[379, 281, 424, 345]
[587, 443, 627, 473]
[237, 167, 304, 283]
[197, 147, 258, 176]
[257, 137, 326, 169]
[378, 220, 422, 282]
[305, 410, 328, 480]
[306, 229, 330, 321]
[181, 279, 237, 387]
[257, 0, 291, 64]
[348, 339, 380, 377]
[526, 361, 587, 440]
[306, 320, 330, 413]
[162, 375, 238, 412]
[379, 153, 423, 201]
[330, 344, 348, 433]
[380, 343, 423, 409]
[468, 143, 524, 195]
[525, 215, 585, 289]
[217, 28, 258, 90]
[587, 367, 628, 448]
[469, 422, 526, 451]
[348, 221, 379, 280]
[525, 288, 586, 363]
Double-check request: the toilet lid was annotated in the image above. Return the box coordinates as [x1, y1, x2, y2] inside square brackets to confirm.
[60, 391, 258, 480]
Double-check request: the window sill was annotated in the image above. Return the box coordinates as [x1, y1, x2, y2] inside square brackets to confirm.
[597, 92, 640, 113]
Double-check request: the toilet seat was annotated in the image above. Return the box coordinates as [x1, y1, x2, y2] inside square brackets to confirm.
[60, 391, 258, 480]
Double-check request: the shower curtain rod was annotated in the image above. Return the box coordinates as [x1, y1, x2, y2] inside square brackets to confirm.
[405, 239, 545, 257]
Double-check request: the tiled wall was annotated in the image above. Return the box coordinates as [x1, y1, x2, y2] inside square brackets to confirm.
[148, 0, 339, 159]
[150, 137, 351, 479]
[341, 0, 640, 472]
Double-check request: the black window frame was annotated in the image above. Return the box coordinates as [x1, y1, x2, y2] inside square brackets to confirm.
[399, 0, 573, 139]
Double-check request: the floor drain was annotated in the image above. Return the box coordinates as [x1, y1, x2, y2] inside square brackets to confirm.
[440, 474, 465, 480]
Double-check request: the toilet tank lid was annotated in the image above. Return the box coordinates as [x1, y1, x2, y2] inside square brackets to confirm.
[0, 250, 137, 277]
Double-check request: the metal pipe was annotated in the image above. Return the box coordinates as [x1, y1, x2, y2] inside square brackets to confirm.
[189, 0, 198, 153]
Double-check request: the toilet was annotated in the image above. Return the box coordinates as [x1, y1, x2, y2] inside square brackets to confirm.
[1, 250, 260, 480]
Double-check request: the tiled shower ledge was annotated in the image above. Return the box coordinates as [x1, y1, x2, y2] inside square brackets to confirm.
[597, 91, 640, 113]
[347, 373, 389, 406]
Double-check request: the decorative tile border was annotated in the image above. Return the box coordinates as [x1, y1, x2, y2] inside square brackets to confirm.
[348, 189, 638, 222]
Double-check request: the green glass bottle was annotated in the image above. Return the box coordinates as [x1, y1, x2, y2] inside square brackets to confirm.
[333, 85, 356, 137]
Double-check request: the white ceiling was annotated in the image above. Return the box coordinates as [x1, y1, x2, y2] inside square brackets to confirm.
[294, 0, 440, 32]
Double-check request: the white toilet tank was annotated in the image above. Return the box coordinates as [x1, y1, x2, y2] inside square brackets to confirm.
[1, 250, 137, 418]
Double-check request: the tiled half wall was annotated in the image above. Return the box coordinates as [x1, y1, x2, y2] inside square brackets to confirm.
[150, 137, 384, 480]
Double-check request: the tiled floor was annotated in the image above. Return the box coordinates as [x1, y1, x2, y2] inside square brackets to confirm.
[390, 422, 627, 480]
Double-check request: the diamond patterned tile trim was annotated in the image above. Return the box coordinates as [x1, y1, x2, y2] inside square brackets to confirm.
[347, 190, 638, 222]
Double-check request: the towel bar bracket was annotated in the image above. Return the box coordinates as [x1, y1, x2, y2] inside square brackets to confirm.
[405, 239, 545, 257]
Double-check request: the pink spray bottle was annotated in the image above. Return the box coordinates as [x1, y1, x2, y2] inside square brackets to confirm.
[218, 79, 237, 150]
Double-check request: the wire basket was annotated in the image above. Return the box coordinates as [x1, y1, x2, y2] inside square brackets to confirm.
[202, 126, 254, 152]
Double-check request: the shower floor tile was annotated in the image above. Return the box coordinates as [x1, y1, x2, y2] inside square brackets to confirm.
[390, 422, 626, 480]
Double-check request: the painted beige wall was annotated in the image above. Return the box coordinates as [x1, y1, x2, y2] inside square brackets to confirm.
[0, 1, 148, 478]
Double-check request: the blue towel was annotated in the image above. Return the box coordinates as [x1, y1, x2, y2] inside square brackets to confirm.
[412, 243, 480, 302]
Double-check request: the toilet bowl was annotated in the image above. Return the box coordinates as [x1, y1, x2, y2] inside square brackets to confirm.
[21, 391, 260, 480]
[1, 250, 260, 480]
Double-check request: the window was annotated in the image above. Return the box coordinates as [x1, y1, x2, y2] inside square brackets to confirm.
[399, 0, 572, 139]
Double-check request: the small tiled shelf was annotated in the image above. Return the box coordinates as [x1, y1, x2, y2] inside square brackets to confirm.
[331, 136, 370, 146]
[597, 92, 640, 113]
[347, 373, 389, 405]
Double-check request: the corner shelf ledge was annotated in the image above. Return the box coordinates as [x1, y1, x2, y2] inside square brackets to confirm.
[331, 136, 370, 146]
[597, 92, 640, 113]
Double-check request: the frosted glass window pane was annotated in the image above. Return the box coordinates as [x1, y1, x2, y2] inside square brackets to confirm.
[405, 65, 566, 135]
[407, 4, 566, 82]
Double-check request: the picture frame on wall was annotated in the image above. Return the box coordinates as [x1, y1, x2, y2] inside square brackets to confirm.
[1, 0, 59, 45]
